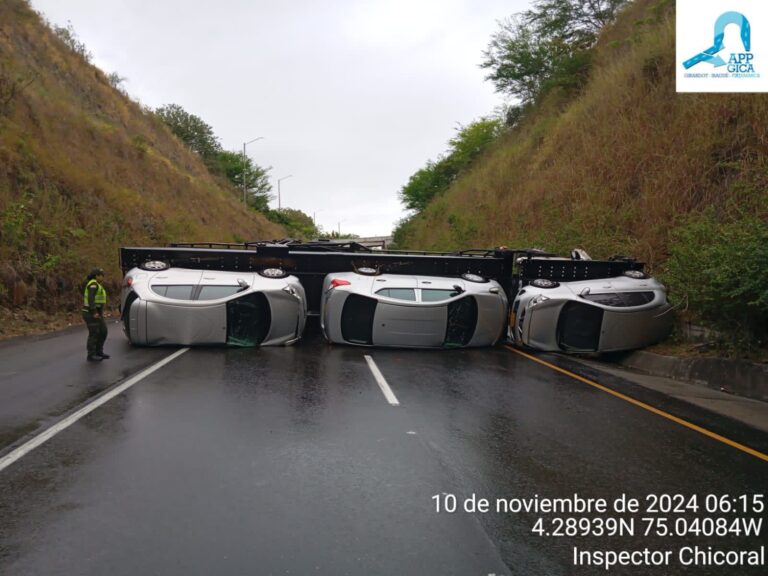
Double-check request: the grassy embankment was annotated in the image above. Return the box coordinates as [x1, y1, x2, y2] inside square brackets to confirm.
[0, 0, 284, 337]
[396, 0, 767, 354]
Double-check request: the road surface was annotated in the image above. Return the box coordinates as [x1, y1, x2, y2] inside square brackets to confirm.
[0, 323, 766, 575]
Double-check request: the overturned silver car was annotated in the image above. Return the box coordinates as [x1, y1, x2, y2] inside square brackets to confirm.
[120, 263, 306, 346]
[508, 256, 672, 353]
[508, 253, 672, 353]
[321, 271, 508, 348]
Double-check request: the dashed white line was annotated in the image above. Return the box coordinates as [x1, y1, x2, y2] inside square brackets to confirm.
[0, 347, 190, 474]
[364, 355, 400, 406]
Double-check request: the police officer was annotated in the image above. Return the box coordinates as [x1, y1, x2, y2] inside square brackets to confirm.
[82, 268, 110, 362]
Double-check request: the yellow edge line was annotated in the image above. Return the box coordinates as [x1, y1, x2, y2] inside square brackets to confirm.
[505, 345, 768, 463]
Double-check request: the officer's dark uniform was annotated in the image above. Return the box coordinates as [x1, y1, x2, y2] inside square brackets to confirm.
[82, 269, 110, 362]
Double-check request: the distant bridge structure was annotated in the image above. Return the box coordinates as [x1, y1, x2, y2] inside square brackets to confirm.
[354, 236, 394, 250]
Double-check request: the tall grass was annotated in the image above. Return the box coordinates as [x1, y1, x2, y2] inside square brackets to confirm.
[0, 0, 284, 310]
[397, 0, 768, 346]
[400, 0, 767, 269]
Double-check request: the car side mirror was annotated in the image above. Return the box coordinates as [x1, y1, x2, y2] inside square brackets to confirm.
[237, 278, 250, 292]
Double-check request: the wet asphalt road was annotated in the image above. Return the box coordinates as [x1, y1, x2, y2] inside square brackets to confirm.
[0, 327, 766, 575]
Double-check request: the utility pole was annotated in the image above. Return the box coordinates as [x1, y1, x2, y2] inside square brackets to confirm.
[241, 137, 264, 205]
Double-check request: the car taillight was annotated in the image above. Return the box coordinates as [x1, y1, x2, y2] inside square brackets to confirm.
[330, 279, 351, 289]
[124, 276, 133, 287]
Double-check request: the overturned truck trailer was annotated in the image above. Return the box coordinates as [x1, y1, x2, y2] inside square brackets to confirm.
[119, 241, 660, 351]
[120, 241, 646, 314]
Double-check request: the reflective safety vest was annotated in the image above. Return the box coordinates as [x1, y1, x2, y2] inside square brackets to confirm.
[83, 279, 107, 308]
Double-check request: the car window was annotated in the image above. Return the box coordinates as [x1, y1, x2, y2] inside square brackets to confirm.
[375, 288, 416, 301]
[421, 289, 461, 302]
[198, 286, 242, 300]
[151, 285, 195, 300]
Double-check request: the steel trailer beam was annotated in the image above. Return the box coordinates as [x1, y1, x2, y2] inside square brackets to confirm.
[119, 243, 644, 316]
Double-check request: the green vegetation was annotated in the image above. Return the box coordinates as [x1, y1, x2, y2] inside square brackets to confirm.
[155, 104, 221, 161]
[51, 20, 92, 63]
[396, 0, 767, 351]
[664, 207, 768, 348]
[155, 104, 273, 213]
[399, 118, 503, 213]
[0, 0, 283, 318]
[264, 208, 319, 239]
[394, 117, 503, 245]
[481, 0, 627, 103]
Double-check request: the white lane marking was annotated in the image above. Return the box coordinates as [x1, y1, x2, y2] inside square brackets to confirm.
[0, 348, 190, 473]
[364, 355, 400, 406]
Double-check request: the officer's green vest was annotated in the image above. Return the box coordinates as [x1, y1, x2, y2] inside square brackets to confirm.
[83, 279, 107, 307]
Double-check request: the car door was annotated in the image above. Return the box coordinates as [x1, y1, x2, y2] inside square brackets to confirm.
[145, 269, 226, 345]
[371, 287, 447, 347]
[145, 300, 227, 345]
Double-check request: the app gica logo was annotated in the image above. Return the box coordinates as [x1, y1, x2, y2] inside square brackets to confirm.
[677, 1, 768, 92]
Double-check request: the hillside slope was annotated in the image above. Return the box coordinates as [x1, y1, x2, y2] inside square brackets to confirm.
[0, 0, 283, 315]
[397, 0, 767, 269]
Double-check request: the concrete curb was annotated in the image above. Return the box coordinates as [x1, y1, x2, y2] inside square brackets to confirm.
[614, 351, 768, 403]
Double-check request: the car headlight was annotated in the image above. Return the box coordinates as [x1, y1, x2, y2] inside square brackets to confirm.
[623, 270, 646, 279]
[140, 260, 169, 271]
[530, 278, 559, 289]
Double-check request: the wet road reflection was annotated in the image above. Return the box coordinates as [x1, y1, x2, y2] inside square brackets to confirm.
[0, 335, 765, 575]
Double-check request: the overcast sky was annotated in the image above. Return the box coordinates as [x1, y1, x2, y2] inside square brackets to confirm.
[30, 0, 529, 237]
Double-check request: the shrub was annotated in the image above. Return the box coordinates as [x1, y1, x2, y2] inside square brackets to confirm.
[664, 209, 768, 347]
[51, 21, 92, 62]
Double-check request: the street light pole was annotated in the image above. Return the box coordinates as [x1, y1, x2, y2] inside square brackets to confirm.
[242, 137, 264, 206]
[277, 174, 293, 210]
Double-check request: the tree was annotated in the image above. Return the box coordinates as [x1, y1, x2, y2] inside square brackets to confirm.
[266, 208, 319, 239]
[399, 159, 454, 213]
[481, 0, 628, 103]
[447, 118, 503, 170]
[528, 0, 627, 46]
[155, 104, 221, 161]
[399, 117, 502, 212]
[481, 17, 565, 103]
[214, 150, 273, 211]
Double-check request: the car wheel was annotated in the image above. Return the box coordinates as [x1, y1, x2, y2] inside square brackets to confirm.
[530, 278, 559, 289]
[258, 268, 288, 279]
[356, 266, 379, 276]
[140, 260, 169, 271]
[461, 273, 488, 283]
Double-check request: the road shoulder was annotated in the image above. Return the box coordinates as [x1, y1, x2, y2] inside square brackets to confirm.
[566, 355, 768, 434]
